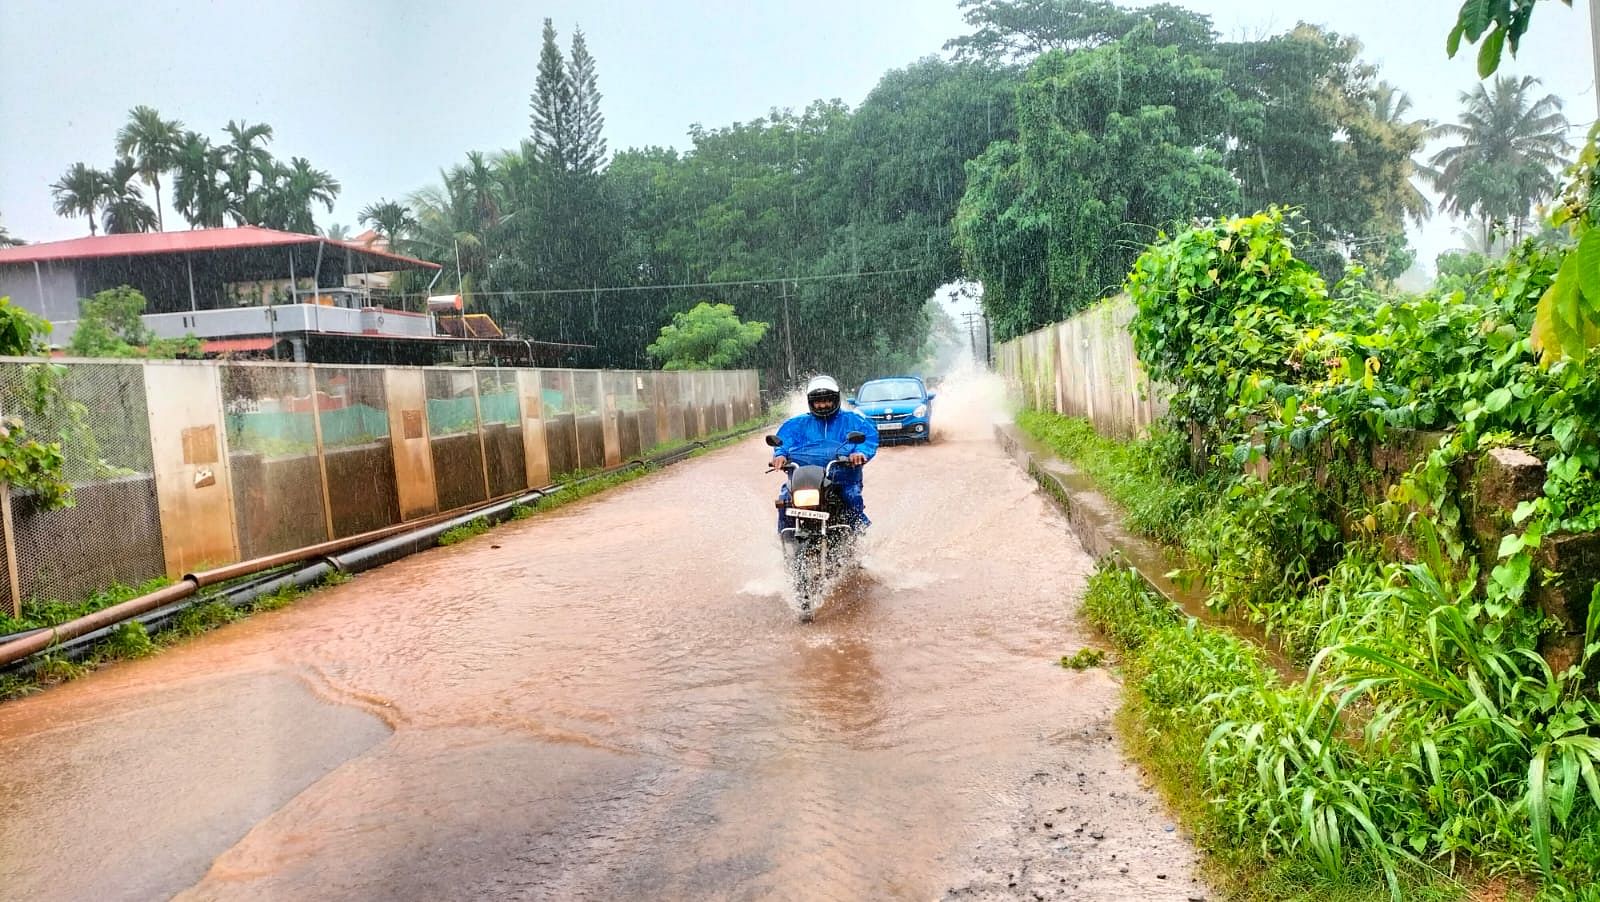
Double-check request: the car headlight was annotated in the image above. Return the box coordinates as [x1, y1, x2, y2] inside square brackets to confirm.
[913, 404, 927, 418]
[792, 488, 821, 508]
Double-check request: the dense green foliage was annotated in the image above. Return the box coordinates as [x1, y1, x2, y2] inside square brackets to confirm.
[0, 298, 72, 507]
[646, 302, 769, 370]
[362, 35, 1016, 380]
[67, 286, 200, 359]
[1012, 179, 1600, 892]
[954, 5, 1432, 340]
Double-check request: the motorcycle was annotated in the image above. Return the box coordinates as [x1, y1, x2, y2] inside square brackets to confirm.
[766, 431, 867, 622]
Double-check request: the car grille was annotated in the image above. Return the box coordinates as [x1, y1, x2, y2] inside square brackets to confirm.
[870, 412, 908, 422]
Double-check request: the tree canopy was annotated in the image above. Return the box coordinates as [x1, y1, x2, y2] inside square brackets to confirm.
[646, 302, 769, 370]
[954, 11, 1436, 338]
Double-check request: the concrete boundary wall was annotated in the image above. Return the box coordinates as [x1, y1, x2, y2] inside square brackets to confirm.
[994, 296, 1165, 438]
[0, 358, 760, 615]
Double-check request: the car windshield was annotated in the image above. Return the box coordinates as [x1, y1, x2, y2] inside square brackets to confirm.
[857, 380, 924, 403]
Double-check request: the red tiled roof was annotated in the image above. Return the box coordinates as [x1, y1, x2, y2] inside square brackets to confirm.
[0, 225, 440, 270]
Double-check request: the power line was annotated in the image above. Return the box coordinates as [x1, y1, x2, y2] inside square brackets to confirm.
[395, 264, 933, 301]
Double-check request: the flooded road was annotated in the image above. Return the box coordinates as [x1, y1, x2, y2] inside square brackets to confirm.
[0, 376, 1203, 901]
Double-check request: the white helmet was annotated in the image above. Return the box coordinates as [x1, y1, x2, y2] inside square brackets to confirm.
[804, 374, 842, 418]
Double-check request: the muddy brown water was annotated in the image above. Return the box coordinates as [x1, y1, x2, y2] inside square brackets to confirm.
[0, 377, 1204, 901]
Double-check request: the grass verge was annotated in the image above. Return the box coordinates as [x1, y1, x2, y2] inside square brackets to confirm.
[1017, 409, 1215, 545]
[1082, 564, 1468, 902]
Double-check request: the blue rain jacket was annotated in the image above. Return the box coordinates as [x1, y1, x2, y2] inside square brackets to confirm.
[771, 409, 879, 489]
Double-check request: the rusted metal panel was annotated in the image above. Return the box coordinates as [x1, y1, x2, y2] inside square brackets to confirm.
[637, 372, 661, 453]
[541, 369, 580, 479]
[385, 368, 438, 520]
[478, 370, 525, 497]
[221, 364, 330, 560]
[317, 367, 401, 537]
[425, 369, 488, 511]
[572, 370, 606, 471]
[600, 370, 622, 467]
[145, 363, 239, 575]
[517, 370, 551, 489]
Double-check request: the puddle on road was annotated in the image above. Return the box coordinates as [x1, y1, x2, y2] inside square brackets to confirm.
[0, 670, 390, 902]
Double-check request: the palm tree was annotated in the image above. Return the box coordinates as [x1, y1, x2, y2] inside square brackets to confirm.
[101, 157, 159, 234]
[358, 198, 416, 248]
[409, 169, 493, 295]
[1370, 82, 1433, 223]
[172, 131, 230, 228]
[50, 162, 114, 235]
[222, 120, 276, 223]
[0, 213, 21, 247]
[115, 105, 183, 231]
[1427, 75, 1573, 245]
[323, 222, 350, 240]
[278, 157, 341, 233]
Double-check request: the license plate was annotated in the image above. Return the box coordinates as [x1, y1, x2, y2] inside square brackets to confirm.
[787, 508, 829, 521]
[875, 422, 902, 431]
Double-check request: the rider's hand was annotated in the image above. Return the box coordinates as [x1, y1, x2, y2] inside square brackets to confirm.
[771, 455, 788, 469]
[848, 452, 867, 466]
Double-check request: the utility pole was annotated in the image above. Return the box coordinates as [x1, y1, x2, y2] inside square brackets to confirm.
[1592, 0, 1600, 120]
[961, 311, 991, 366]
[781, 279, 796, 384]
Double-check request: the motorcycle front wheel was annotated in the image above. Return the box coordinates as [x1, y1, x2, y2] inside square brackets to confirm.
[791, 541, 826, 623]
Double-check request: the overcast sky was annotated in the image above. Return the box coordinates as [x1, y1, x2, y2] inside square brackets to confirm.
[2, 0, 1595, 277]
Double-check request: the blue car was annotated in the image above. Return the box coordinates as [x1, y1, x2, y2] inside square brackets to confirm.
[849, 376, 936, 444]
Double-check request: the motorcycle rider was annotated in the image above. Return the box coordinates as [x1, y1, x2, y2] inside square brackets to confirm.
[770, 374, 879, 531]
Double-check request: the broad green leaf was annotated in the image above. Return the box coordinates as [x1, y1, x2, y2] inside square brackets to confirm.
[1530, 746, 1554, 875]
[1513, 499, 1539, 524]
[1447, 20, 1466, 56]
[1460, 0, 1493, 39]
[1532, 253, 1586, 365]
[1498, 532, 1525, 559]
[1485, 387, 1513, 412]
[1578, 229, 1600, 303]
[1477, 25, 1506, 77]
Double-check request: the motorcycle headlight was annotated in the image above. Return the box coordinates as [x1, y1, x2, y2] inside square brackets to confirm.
[913, 404, 927, 418]
[792, 488, 821, 508]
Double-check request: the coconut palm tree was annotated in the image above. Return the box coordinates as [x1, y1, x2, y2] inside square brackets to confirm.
[101, 158, 159, 234]
[50, 162, 114, 235]
[1427, 75, 1572, 245]
[322, 222, 350, 240]
[172, 131, 230, 228]
[358, 198, 416, 248]
[0, 213, 21, 247]
[115, 105, 184, 231]
[409, 168, 496, 295]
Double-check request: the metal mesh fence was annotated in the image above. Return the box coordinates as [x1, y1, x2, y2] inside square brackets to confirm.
[222, 364, 330, 559]
[425, 369, 488, 511]
[1, 361, 163, 609]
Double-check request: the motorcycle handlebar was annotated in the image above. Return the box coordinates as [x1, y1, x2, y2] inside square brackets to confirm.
[764, 455, 861, 474]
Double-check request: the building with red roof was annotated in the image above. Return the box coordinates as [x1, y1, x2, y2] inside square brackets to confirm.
[0, 227, 586, 365]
